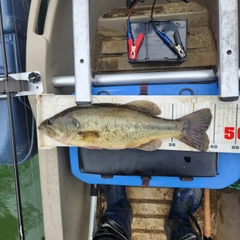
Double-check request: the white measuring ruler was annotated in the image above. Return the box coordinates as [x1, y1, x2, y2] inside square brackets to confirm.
[37, 95, 240, 153]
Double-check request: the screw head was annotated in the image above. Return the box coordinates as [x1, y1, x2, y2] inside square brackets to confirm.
[28, 72, 41, 83]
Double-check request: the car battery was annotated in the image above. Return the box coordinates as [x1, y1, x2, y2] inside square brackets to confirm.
[127, 20, 187, 63]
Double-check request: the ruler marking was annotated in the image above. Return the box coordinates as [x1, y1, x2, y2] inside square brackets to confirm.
[212, 104, 216, 145]
[234, 104, 239, 145]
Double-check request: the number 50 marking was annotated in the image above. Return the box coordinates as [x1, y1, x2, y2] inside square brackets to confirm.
[224, 127, 240, 140]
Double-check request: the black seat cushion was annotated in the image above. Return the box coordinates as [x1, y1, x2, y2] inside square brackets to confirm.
[78, 148, 218, 177]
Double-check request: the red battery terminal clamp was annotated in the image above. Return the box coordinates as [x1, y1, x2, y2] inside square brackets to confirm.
[127, 25, 144, 60]
[126, 1, 144, 61]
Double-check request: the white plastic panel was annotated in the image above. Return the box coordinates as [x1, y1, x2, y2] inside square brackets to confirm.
[37, 94, 240, 153]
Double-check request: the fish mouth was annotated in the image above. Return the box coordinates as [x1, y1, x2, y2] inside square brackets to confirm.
[38, 124, 43, 131]
[38, 124, 56, 138]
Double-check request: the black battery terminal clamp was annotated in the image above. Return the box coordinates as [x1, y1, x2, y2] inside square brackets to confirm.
[151, 0, 187, 59]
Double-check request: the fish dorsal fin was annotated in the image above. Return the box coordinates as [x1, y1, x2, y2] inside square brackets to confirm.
[127, 100, 161, 115]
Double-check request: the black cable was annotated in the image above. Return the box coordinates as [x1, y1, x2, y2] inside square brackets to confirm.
[0, 1, 25, 239]
[151, 0, 158, 33]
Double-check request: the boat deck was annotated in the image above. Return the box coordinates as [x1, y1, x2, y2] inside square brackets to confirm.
[99, 187, 217, 240]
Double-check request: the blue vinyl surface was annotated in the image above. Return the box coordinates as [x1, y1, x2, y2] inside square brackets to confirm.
[70, 82, 240, 188]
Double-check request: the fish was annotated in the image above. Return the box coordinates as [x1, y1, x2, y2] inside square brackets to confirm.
[38, 100, 212, 151]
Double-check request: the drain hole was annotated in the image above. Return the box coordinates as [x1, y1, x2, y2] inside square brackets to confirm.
[184, 156, 191, 163]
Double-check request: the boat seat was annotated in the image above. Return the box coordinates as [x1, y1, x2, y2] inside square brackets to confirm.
[70, 146, 240, 189]
[78, 148, 217, 178]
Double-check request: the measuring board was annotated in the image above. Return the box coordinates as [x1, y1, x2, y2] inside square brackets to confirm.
[37, 95, 240, 153]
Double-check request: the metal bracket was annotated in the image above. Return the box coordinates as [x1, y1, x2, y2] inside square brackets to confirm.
[141, 176, 151, 187]
[0, 76, 29, 94]
[0, 71, 43, 97]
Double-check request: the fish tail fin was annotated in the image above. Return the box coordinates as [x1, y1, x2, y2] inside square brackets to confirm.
[178, 108, 212, 151]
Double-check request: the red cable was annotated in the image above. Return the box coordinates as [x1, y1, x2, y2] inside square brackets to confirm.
[128, 2, 138, 19]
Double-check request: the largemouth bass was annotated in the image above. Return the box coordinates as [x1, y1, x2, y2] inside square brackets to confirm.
[38, 100, 212, 151]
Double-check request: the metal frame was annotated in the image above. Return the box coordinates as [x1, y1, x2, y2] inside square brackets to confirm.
[52, 69, 240, 87]
[218, 0, 239, 101]
[71, 0, 240, 103]
[72, 0, 92, 104]
[53, 69, 216, 87]
[88, 190, 97, 240]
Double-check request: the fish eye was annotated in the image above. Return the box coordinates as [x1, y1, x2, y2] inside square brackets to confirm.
[48, 119, 54, 125]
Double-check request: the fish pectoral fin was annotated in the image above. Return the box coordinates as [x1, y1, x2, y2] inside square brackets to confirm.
[77, 131, 100, 141]
[127, 100, 161, 115]
[136, 139, 162, 151]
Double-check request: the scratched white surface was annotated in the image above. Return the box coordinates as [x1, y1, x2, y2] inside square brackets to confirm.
[37, 94, 240, 153]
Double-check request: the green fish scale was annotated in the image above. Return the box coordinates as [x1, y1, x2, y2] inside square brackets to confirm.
[69, 105, 183, 148]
